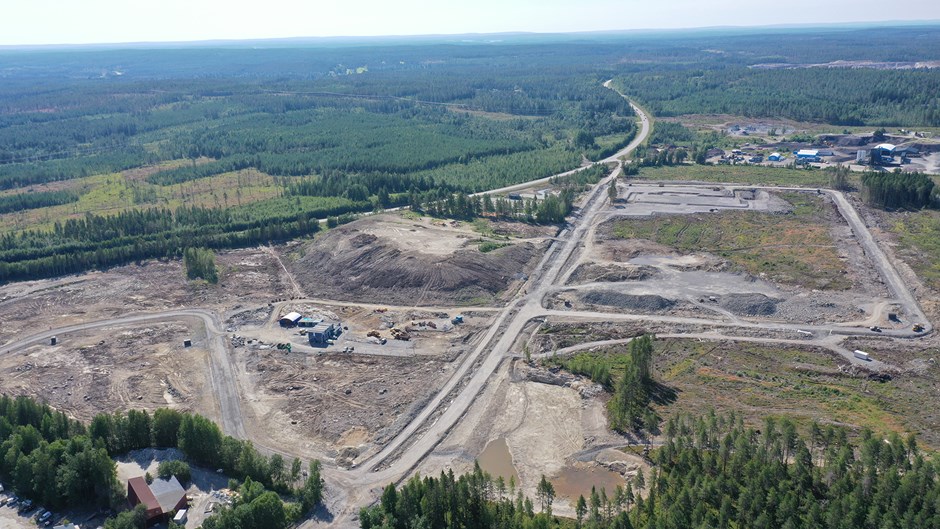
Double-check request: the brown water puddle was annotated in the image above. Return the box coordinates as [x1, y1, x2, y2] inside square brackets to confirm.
[552, 465, 625, 499]
[478, 437, 519, 483]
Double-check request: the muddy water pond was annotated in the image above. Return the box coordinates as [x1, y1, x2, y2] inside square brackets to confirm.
[552, 465, 625, 500]
[478, 437, 519, 483]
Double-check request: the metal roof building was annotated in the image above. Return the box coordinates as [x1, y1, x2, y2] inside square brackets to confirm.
[874, 143, 897, 153]
[279, 312, 303, 327]
[796, 149, 820, 158]
[127, 475, 188, 524]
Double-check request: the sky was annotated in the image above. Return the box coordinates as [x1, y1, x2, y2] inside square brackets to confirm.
[2, 0, 939, 46]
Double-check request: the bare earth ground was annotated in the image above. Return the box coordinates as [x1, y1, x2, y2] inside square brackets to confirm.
[553, 190, 906, 327]
[415, 359, 648, 518]
[0, 321, 213, 421]
[288, 214, 546, 306]
[0, 214, 542, 469]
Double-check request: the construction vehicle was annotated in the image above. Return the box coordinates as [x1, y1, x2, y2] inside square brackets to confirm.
[913, 323, 925, 333]
[367, 330, 381, 338]
[390, 328, 411, 341]
[451, 315, 464, 325]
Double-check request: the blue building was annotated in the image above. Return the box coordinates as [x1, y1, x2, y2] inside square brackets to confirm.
[308, 322, 339, 345]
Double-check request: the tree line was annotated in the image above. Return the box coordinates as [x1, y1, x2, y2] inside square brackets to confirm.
[360, 464, 562, 529]
[549, 334, 660, 434]
[860, 170, 936, 210]
[364, 411, 939, 529]
[0, 202, 349, 284]
[615, 67, 940, 127]
[0, 189, 80, 214]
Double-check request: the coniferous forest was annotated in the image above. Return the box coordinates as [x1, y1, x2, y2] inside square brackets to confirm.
[363, 414, 940, 529]
[1, 26, 939, 283]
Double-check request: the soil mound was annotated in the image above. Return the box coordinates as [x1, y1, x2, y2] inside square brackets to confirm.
[567, 264, 657, 285]
[580, 291, 675, 312]
[291, 223, 540, 305]
[719, 293, 779, 316]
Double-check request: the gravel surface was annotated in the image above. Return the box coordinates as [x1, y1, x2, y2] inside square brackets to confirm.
[580, 290, 676, 312]
[718, 293, 779, 316]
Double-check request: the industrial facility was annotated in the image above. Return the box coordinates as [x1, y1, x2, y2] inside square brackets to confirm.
[308, 321, 341, 345]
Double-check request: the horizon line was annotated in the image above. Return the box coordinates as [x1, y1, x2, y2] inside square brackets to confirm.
[1, 19, 939, 50]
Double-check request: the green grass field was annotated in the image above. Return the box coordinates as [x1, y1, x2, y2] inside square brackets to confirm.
[888, 210, 940, 290]
[633, 164, 834, 187]
[561, 338, 938, 447]
[610, 192, 852, 290]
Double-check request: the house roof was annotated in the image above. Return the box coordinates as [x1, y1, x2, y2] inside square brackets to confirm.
[128, 476, 160, 512]
[150, 476, 186, 513]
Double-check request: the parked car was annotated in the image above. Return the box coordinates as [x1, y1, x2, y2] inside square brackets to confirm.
[39, 510, 52, 522]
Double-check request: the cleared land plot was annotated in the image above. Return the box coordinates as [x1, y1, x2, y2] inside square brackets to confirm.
[570, 338, 940, 447]
[633, 164, 831, 187]
[238, 345, 457, 462]
[609, 192, 852, 290]
[887, 209, 940, 290]
[0, 322, 213, 421]
[0, 247, 292, 340]
[232, 304, 492, 461]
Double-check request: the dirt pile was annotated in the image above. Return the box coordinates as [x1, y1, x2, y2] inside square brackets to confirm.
[567, 263, 657, 285]
[719, 293, 779, 316]
[291, 223, 541, 306]
[580, 290, 675, 312]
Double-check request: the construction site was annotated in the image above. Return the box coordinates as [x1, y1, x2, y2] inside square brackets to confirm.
[2, 100, 940, 526]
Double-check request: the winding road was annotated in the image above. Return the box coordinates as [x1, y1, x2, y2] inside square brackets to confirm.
[0, 83, 930, 527]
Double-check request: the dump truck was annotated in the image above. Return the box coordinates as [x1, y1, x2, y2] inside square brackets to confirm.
[390, 328, 411, 341]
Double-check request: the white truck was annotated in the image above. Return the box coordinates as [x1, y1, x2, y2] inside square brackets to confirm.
[853, 350, 871, 361]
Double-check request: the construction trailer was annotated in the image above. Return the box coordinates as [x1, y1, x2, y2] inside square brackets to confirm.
[298, 317, 318, 328]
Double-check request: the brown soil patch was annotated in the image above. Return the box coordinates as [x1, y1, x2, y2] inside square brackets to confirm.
[291, 215, 542, 306]
[0, 322, 212, 421]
